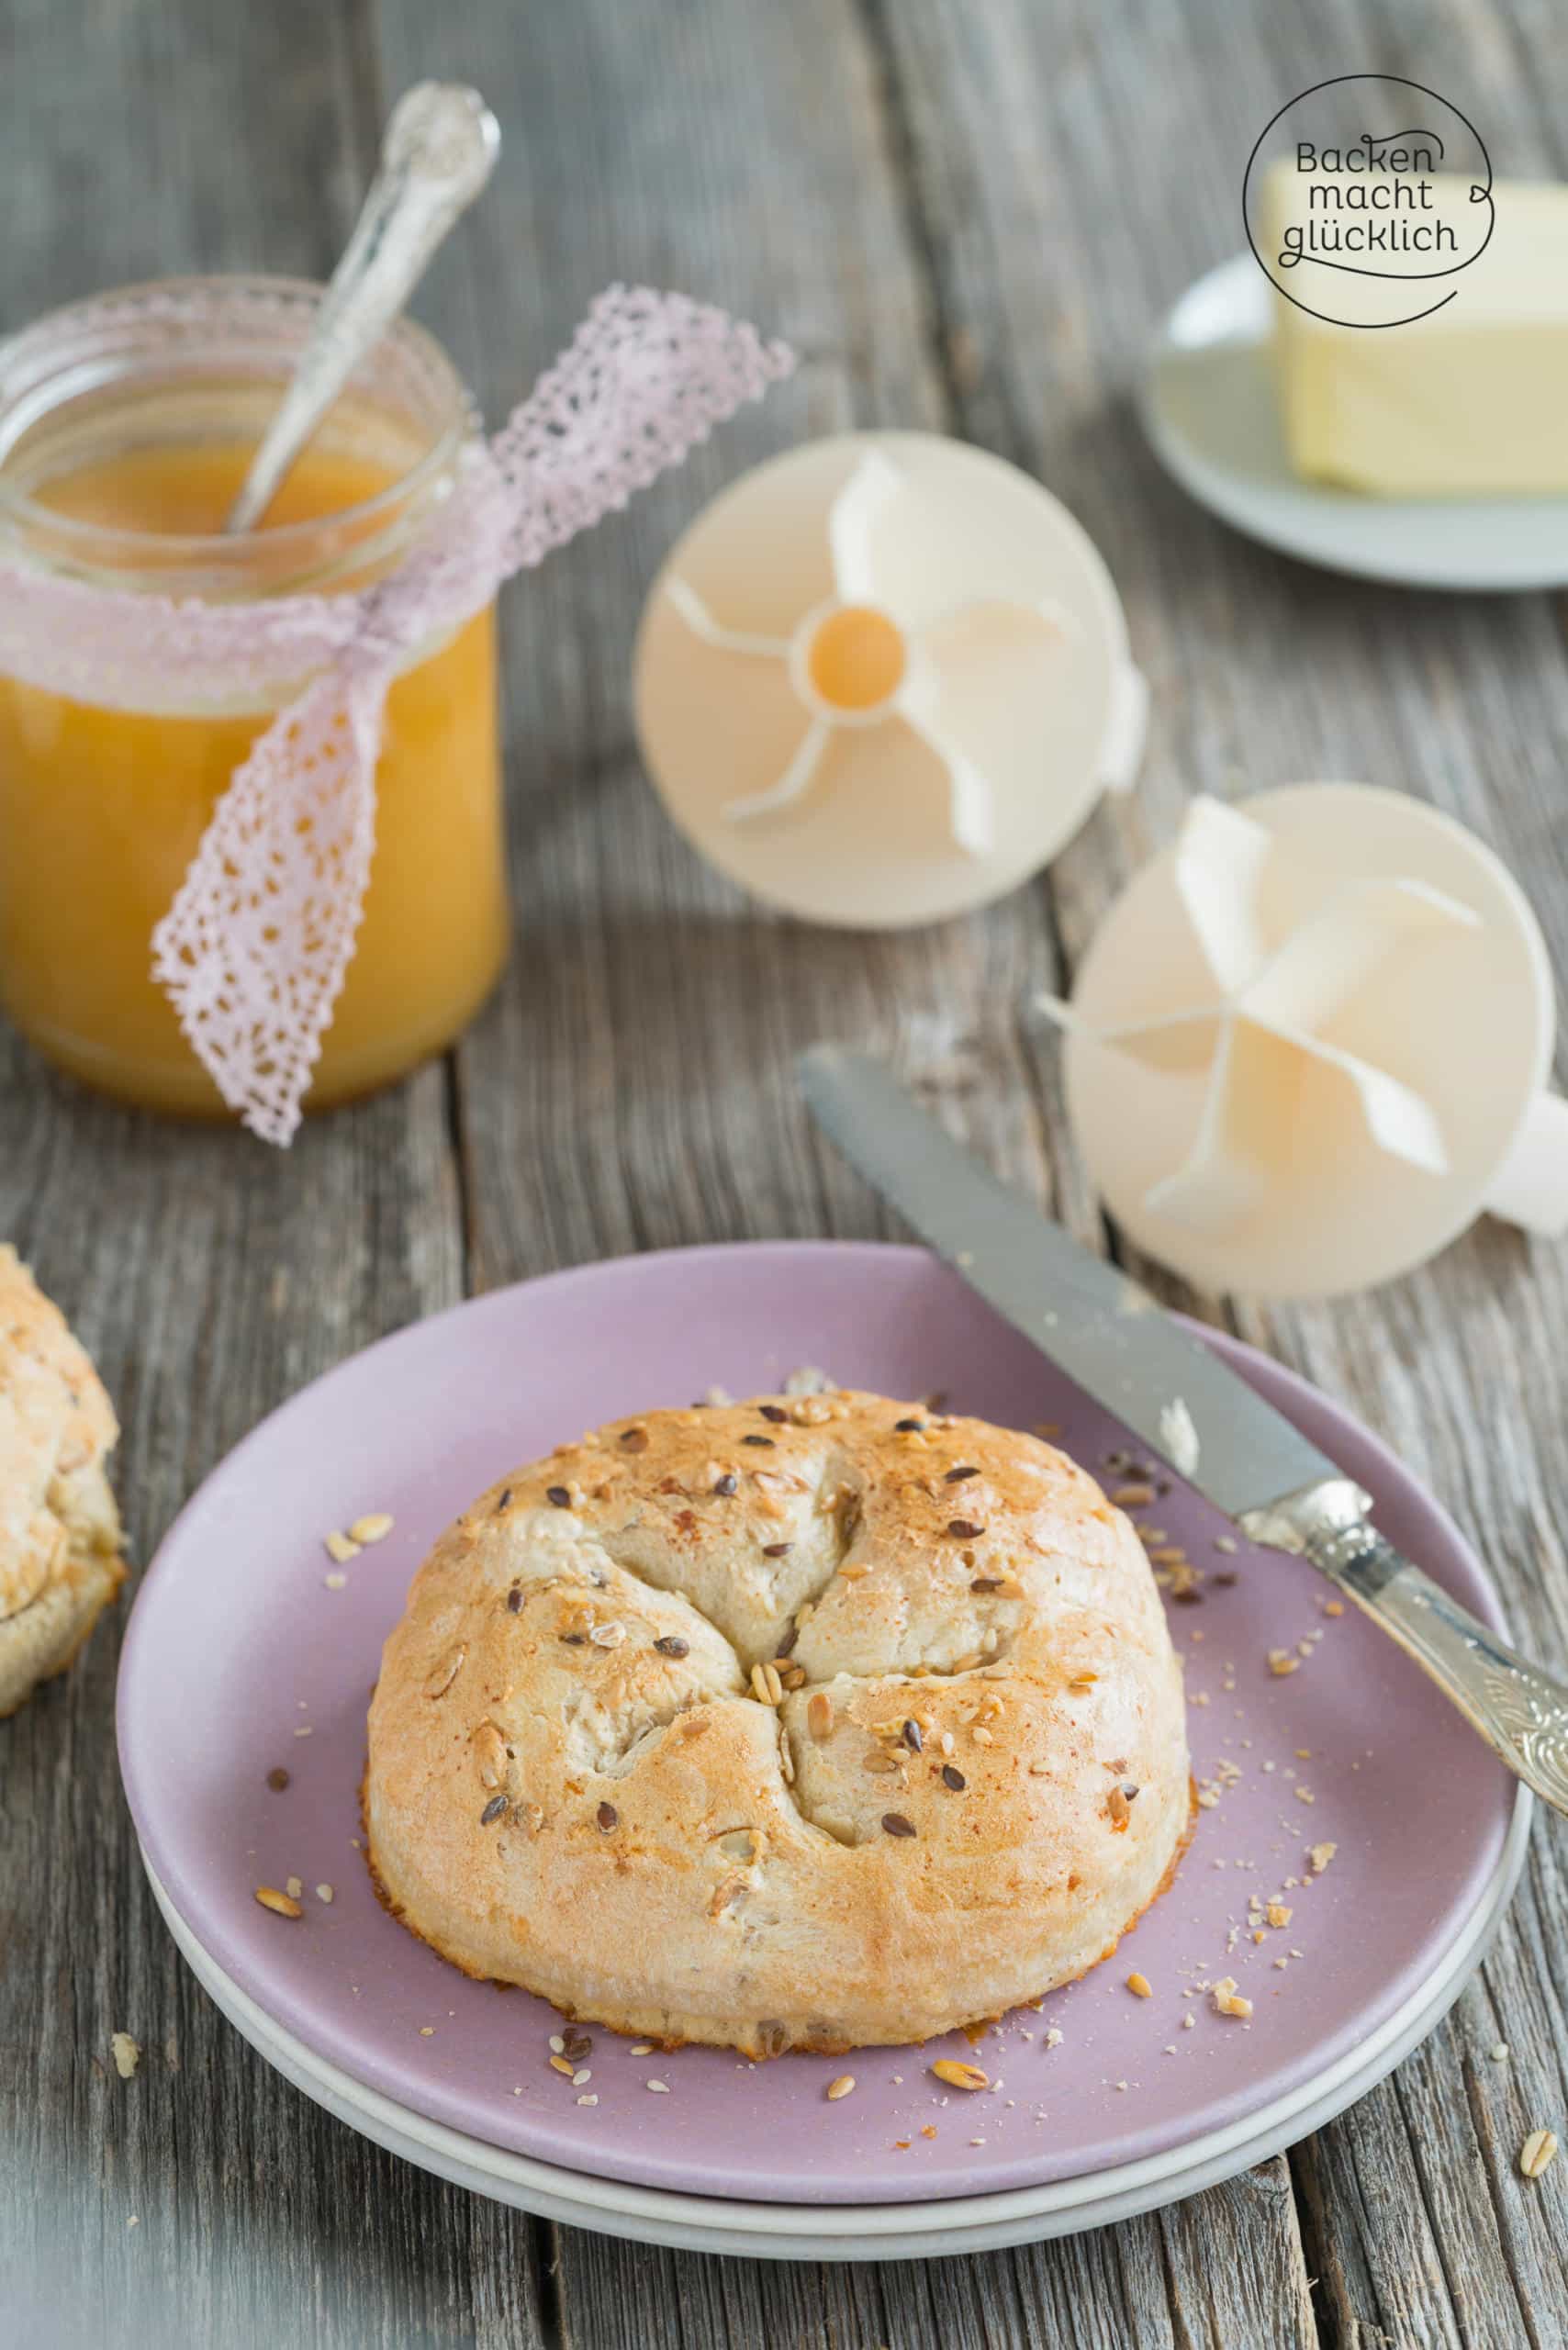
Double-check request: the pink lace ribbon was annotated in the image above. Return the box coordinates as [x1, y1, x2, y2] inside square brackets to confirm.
[1, 287, 792, 1143]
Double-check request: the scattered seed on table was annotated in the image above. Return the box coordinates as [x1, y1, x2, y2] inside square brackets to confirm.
[826, 2075, 856, 2101]
[323, 1530, 359, 1564]
[1520, 2130, 1559, 2179]
[110, 2033, 140, 2080]
[1126, 1973, 1152, 1998]
[646, 2078, 670, 2093]
[265, 1768, 290, 1792]
[254, 1886, 302, 1919]
[316, 1884, 334, 1904]
[348, 1512, 393, 1545]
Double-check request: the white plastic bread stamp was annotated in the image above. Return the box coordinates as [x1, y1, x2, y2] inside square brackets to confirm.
[1040, 784, 1568, 1297]
[633, 432, 1146, 926]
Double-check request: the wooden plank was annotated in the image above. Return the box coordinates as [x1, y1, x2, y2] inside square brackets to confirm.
[6, 0, 1567, 2338]
[0, 0, 552, 2341]
[359, 0, 1334, 2341]
[858, 2, 1568, 2345]
[544, 2153, 1315, 2350]
[1155, 2158, 1317, 2349]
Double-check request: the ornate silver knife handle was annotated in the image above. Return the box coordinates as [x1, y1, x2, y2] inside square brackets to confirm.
[1241, 1478, 1568, 1818]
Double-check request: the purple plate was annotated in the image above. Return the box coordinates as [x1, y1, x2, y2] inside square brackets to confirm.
[118, 1242, 1518, 2207]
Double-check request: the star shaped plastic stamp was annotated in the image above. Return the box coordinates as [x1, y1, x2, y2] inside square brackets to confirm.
[1040, 787, 1568, 1297]
[633, 432, 1146, 927]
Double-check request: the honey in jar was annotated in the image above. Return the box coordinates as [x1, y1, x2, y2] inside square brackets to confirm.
[0, 278, 508, 1117]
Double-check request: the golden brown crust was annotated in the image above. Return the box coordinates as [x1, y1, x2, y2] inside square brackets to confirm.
[364, 1391, 1190, 2054]
[0, 1246, 124, 1714]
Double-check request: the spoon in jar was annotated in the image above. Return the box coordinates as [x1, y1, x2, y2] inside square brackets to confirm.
[223, 82, 499, 535]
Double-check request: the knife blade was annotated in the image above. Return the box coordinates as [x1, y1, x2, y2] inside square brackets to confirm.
[801, 1042, 1568, 1817]
[800, 1042, 1332, 1519]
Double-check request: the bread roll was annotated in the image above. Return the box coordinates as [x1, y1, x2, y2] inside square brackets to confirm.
[0, 1247, 124, 1718]
[366, 1391, 1190, 2053]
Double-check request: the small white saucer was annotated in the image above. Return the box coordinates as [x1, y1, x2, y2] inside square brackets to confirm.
[1140, 256, 1568, 593]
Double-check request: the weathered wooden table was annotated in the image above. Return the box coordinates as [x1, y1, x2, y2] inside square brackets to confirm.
[6, 1, 1567, 2342]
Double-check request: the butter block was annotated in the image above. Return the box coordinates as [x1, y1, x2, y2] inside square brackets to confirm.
[1266, 166, 1568, 496]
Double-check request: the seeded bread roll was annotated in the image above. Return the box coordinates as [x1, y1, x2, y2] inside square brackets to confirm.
[0, 1247, 125, 1718]
[365, 1391, 1190, 2054]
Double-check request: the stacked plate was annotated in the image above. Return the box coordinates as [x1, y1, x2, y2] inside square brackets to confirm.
[1142, 253, 1568, 591]
[118, 1244, 1526, 2259]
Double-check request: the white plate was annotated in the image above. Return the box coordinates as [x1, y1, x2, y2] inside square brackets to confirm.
[144, 1809, 1527, 2262]
[1140, 255, 1568, 592]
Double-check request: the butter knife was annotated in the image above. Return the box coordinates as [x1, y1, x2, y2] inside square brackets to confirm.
[801, 1043, 1568, 1818]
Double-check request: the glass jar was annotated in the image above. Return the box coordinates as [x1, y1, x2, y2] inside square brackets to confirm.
[0, 276, 508, 1117]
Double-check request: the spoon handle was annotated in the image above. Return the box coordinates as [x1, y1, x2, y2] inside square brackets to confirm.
[224, 83, 499, 535]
